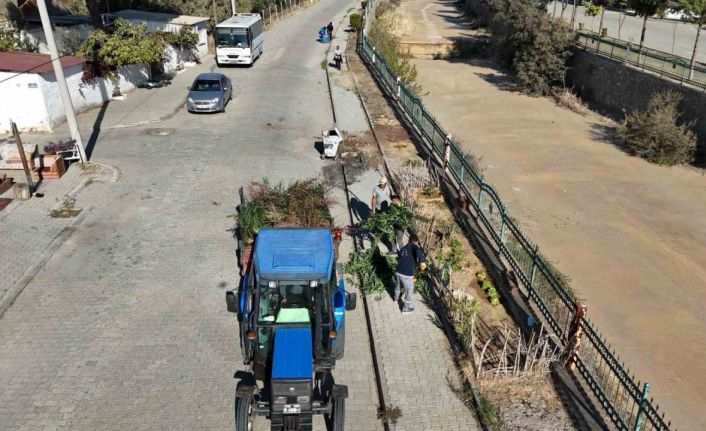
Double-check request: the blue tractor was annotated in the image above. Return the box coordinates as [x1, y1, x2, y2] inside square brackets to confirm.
[226, 227, 357, 431]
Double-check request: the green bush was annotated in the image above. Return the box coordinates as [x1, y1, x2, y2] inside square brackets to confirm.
[78, 19, 165, 82]
[157, 26, 199, 51]
[368, 6, 420, 93]
[350, 13, 363, 31]
[619, 91, 696, 166]
[488, 0, 571, 95]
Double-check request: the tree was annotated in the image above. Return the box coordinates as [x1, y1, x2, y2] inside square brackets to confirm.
[570, 0, 579, 29]
[616, 0, 629, 38]
[78, 19, 166, 82]
[489, 0, 571, 95]
[629, 0, 668, 56]
[676, 0, 706, 79]
[584, 1, 603, 31]
[593, 0, 611, 34]
[85, 0, 107, 29]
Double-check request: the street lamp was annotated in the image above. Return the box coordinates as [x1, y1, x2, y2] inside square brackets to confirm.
[35, 0, 87, 162]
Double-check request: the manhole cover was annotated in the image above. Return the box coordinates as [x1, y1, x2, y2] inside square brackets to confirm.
[143, 128, 175, 136]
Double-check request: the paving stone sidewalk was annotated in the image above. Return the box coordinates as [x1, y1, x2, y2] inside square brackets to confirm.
[347, 171, 479, 431]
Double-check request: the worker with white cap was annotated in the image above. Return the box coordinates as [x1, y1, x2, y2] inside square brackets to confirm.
[371, 176, 391, 215]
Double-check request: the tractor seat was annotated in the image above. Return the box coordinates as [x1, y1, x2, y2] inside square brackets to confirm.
[276, 307, 311, 324]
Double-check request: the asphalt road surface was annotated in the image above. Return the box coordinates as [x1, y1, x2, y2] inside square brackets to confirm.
[548, 2, 706, 62]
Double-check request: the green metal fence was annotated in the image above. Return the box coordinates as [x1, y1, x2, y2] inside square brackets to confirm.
[575, 30, 706, 91]
[359, 2, 676, 429]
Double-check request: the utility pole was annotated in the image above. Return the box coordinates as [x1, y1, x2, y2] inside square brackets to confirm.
[36, 0, 87, 162]
[11, 121, 35, 194]
[231, 0, 237, 15]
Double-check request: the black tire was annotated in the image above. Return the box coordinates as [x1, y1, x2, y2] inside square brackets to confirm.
[235, 394, 252, 431]
[332, 397, 345, 431]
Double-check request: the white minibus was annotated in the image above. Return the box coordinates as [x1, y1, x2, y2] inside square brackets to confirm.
[215, 13, 264, 66]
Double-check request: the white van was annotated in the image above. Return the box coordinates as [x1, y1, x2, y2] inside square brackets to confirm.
[215, 13, 264, 66]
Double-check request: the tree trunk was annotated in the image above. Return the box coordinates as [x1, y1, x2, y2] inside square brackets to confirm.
[570, 0, 578, 30]
[598, 8, 605, 34]
[638, 14, 648, 61]
[689, 22, 703, 80]
[553, 0, 558, 18]
[86, 0, 106, 29]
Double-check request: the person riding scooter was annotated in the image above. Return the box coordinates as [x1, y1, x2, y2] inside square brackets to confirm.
[333, 45, 343, 70]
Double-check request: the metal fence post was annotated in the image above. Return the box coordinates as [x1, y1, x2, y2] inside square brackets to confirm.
[498, 205, 507, 247]
[633, 383, 651, 431]
[529, 245, 539, 289]
[477, 175, 484, 208]
[443, 135, 451, 174]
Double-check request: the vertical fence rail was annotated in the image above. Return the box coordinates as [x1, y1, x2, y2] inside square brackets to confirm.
[357, 3, 677, 429]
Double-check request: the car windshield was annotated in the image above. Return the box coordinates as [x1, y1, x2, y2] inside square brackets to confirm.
[217, 29, 250, 48]
[191, 79, 221, 91]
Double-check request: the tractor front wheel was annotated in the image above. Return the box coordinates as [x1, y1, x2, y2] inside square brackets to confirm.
[234, 394, 252, 431]
[332, 397, 345, 431]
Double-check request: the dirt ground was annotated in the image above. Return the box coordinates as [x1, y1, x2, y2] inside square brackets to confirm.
[404, 0, 706, 428]
[346, 29, 578, 430]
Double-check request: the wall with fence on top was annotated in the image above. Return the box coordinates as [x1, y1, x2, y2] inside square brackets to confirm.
[358, 0, 677, 429]
[575, 30, 706, 92]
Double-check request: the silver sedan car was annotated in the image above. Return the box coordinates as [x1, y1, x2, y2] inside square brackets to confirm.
[187, 73, 233, 113]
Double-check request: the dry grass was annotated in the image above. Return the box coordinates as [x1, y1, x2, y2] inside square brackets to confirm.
[551, 88, 589, 116]
[376, 6, 414, 37]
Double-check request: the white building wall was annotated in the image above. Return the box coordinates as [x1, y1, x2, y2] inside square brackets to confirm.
[0, 71, 50, 133]
[40, 63, 149, 129]
[0, 63, 149, 133]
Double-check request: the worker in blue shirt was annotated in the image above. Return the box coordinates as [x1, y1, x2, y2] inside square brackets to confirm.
[394, 233, 427, 313]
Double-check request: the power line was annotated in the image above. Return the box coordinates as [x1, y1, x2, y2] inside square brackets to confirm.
[0, 53, 71, 85]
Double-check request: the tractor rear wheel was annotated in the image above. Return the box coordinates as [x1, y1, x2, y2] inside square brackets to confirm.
[332, 397, 345, 431]
[234, 394, 252, 431]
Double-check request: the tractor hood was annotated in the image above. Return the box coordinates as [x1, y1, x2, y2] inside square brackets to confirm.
[254, 228, 334, 281]
[272, 327, 313, 380]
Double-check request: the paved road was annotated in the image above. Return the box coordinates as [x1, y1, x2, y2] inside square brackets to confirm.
[548, 2, 706, 62]
[0, 0, 383, 429]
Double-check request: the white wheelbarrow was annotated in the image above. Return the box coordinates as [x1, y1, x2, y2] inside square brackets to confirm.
[321, 126, 343, 159]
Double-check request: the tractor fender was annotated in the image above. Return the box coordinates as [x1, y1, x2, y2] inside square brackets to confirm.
[331, 384, 348, 399]
[235, 371, 257, 398]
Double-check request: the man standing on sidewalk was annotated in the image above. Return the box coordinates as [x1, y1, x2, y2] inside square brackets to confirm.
[371, 176, 391, 215]
[394, 233, 427, 313]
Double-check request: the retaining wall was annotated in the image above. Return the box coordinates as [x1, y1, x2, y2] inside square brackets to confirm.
[567, 49, 706, 161]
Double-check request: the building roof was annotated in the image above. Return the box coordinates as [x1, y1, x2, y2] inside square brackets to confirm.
[254, 228, 334, 281]
[217, 13, 262, 28]
[0, 51, 84, 74]
[109, 9, 209, 26]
